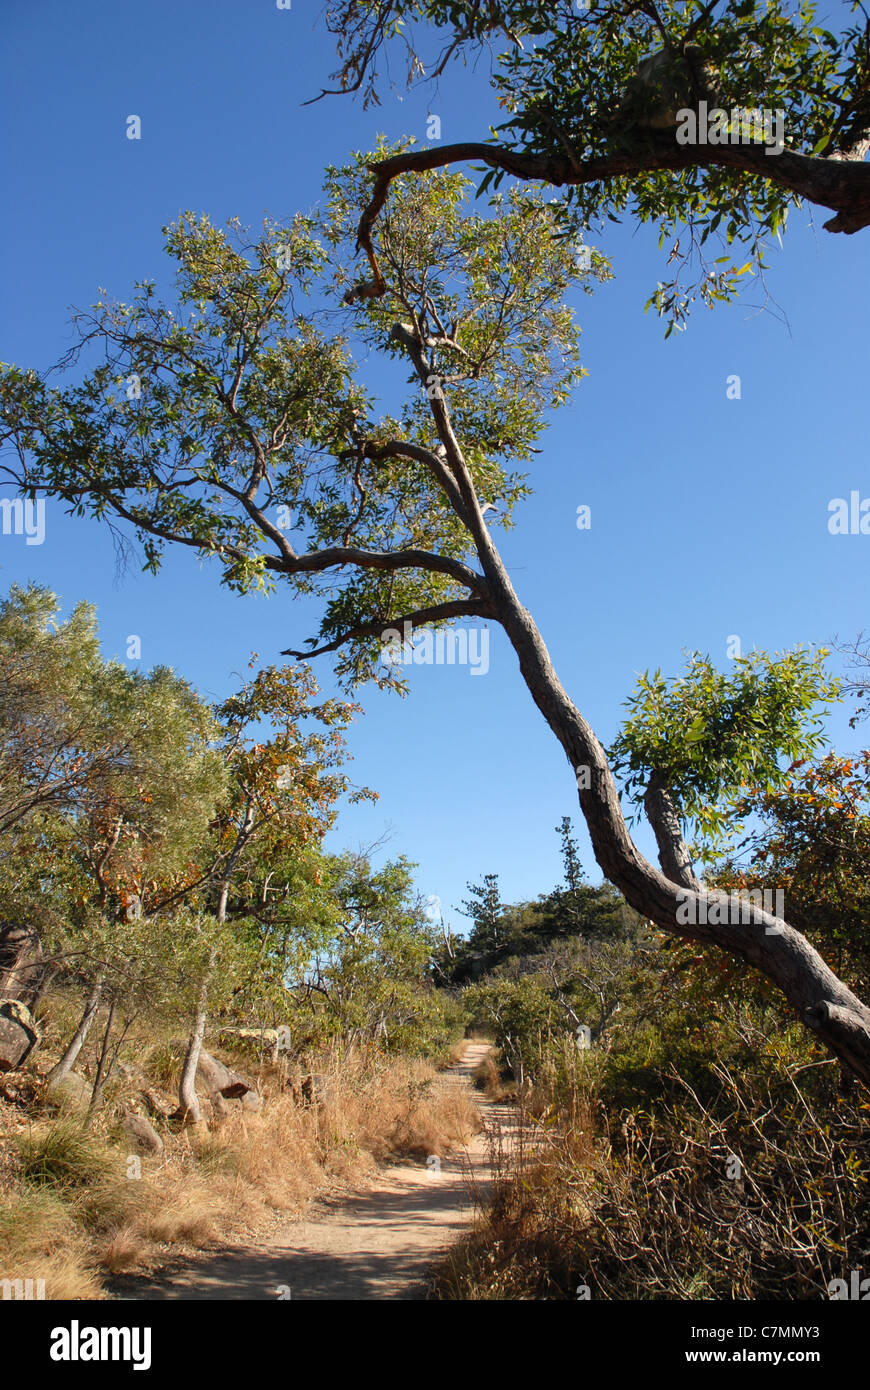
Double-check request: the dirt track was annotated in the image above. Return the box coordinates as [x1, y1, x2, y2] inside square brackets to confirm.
[116, 1041, 518, 1301]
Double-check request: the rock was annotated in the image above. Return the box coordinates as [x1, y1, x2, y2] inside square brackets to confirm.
[300, 1072, 332, 1106]
[0, 923, 44, 1005]
[167, 1047, 262, 1124]
[0, 1001, 39, 1071]
[45, 1072, 91, 1112]
[197, 1049, 258, 1101]
[139, 1086, 174, 1118]
[192, 1049, 261, 1118]
[123, 1112, 164, 1154]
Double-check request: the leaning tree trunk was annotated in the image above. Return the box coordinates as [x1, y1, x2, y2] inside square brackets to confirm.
[46, 981, 101, 1087]
[397, 311, 870, 1084]
[480, 550, 870, 1084]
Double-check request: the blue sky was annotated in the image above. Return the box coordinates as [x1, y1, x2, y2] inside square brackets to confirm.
[2, 1, 868, 933]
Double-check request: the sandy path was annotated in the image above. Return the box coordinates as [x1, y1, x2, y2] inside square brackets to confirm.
[116, 1042, 519, 1302]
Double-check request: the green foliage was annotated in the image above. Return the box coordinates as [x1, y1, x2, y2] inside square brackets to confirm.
[0, 583, 226, 961]
[325, 141, 590, 448]
[0, 212, 360, 594]
[323, 0, 870, 324]
[0, 152, 588, 690]
[711, 749, 870, 995]
[464, 973, 564, 1074]
[296, 853, 454, 1053]
[609, 646, 838, 845]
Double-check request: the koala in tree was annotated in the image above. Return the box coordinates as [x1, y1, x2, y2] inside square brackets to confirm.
[614, 42, 721, 132]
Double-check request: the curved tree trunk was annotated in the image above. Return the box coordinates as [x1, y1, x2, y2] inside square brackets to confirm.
[415, 422, 870, 1079]
[387, 317, 870, 1085]
[46, 981, 101, 1087]
[490, 576, 870, 1082]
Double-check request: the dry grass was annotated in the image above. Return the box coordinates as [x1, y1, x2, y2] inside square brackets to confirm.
[0, 1044, 478, 1298]
[430, 1038, 870, 1301]
[0, 1187, 105, 1300]
[471, 1051, 511, 1101]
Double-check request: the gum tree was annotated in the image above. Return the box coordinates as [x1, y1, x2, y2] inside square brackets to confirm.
[321, 0, 870, 324]
[2, 159, 870, 1079]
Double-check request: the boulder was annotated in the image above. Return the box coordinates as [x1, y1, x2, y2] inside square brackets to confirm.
[123, 1112, 164, 1154]
[0, 1000, 39, 1071]
[300, 1072, 332, 1106]
[197, 1049, 261, 1112]
[45, 1071, 92, 1112]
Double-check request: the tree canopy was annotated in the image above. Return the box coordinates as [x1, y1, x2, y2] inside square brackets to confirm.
[321, 1, 870, 326]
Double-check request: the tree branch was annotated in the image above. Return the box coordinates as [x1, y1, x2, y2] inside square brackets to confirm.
[351, 140, 870, 305]
[644, 771, 701, 890]
[281, 597, 493, 660]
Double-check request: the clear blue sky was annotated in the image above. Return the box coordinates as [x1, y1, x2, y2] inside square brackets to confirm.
[2, 1, 868, 933]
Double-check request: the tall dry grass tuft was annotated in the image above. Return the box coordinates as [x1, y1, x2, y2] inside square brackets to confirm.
[471, 1052, 507, 1101]
[0, 1187, 106, 1300]
[0, 1044, 478, 1297]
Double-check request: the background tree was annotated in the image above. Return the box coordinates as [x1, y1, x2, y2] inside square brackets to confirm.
[459, 874, 505, 956]
[712, 750, 870, 997]
[0, 584, 137, 842]
[0, 587, 226, 1096]
[173, 660, 367, 1123]
[301, 853, 450, 1051]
